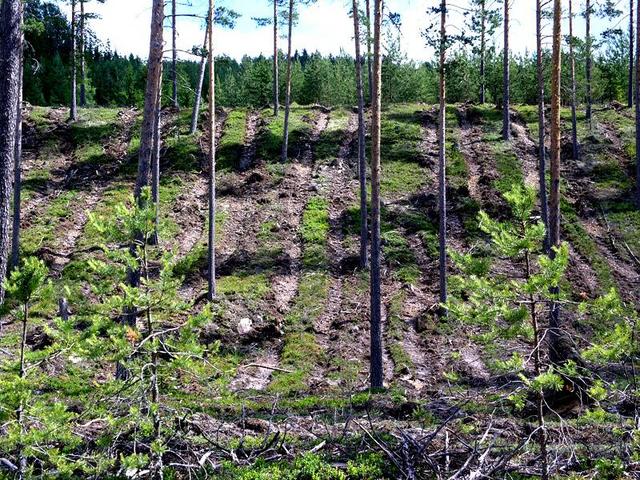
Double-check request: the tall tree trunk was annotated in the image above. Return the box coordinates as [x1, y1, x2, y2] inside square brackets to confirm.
[536, 0, 550, 254]
[207, 0, 217, 300]
[569, 0, 578, 160]
[480, 0, 486, 104]
[70, 0, 78, 121]
[118, 0, 164, 379]
[585, 0, 592, 125]
[189, 22, 209, 135]
[369, 0, 383, 390]
[438, 0, 447, 315]
[629, 0, 635, 108]
[172, 0, 178, 109]
[79, 0, 86, 107]
[273, 0, 280, 116]
[11, 9, 23, 272]
[502, 0, 510, 140]
[134, 0, 164, 202]
[549, 0, 563, 363]
[352, 0, 368, 269]
[17, 301, 29, 479]
[0, 0, 21, 305]
[365, 0, 373, 103]
[150, 77, 162, 245]
[636, 0, 640, 204]
[281, 0, 294, 162]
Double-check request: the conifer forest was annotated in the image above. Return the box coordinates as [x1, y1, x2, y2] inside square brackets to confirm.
[3, 0, 640, 477]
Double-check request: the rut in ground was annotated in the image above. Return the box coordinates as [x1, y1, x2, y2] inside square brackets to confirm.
[231, 109, 331, 392]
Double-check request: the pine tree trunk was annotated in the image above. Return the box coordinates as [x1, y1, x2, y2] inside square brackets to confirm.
[536, 0, 550, 254]
[150, 77, 162, 245]
[118, 0, 164, 372]
[273, 0, 280, 116]
[502, 0, 510, 140]
[134, 0, 164, 201]
[369, 0, 383, 390]
[438, 0, 447, 315]
[365, 0, 373, 103]
[189, 22, 209, 135]
[80, 0, 86, 107]
[0, 0, 21, 306]
[207, 0, 217, 300]
[352, 0, 368, 269]
[480, 0, 486, 104]
[629, 0, 634, 108]
[11, 14, 23, 272]
[281, 0, 294, 162]
[70, 0, 78, 121]
[172, 0, 178, 109]
[549, 0, 563, 363]
[585, 0, 592, 124]
[636, 0, 640, 204]
[569, 0, 578, 160]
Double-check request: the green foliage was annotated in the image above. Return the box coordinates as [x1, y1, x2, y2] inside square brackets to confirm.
[301, 197, 329, 269]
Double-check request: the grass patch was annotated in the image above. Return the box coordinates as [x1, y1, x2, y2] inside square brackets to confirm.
[301, 196, 329, 269]
[218, 273, 270, 302]
[258, 105, 314, 161]
[270, 272, 330, 395]
[316, 108, 349, 163]
[217, 109, 247, 170]
[380, 229, 420, 284]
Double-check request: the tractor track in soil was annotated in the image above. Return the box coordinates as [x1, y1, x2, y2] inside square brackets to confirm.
[230, 108, 330, 392]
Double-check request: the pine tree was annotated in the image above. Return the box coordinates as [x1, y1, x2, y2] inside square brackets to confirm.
[629, 0, 634, 108]
[11, 1, 24, 271]
[465, 0, 500, 104]
[438, 0, 447, 313]
[585, 0, 593, 124]
[636, 0, 640, 203]
[0, 0, 22, 306]
[70, 0, 78, 121]
[536, 0, 550, 254]
[369, 0, 383, 390]
[549, 0, 563, 363]
[207, 0, 217, 300]
[352, 0, 368, 269]
[568, 0, 579, 160]
[502, 0, 510, 140]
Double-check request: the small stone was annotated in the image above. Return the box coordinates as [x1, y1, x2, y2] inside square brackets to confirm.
[237, 318, 253, 335]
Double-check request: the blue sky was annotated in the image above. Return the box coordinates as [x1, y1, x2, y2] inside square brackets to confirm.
[73, 0, 625, 62]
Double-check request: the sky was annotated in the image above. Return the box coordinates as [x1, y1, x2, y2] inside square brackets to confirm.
[67, 0, 625, 63]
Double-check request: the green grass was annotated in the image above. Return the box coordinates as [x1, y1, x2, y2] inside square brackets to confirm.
[258, 105, 314, 161]
[269, 272, 330, 395]
[218, 273, 270, 302]
[379, 104, 427, 197]
[316, 108, 350, 163]
[380, 229, 420, 284]
[595, 109, 636, 157]
[445, 106, 468, 191]
[217, 108, 247, 170]
[70, 108, 120, 165]
[301, 196, 329, 269]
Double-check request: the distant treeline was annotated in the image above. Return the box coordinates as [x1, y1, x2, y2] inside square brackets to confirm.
[24, 0, 631, 109]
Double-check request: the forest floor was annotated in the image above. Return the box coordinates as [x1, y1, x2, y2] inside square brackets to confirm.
[1, 102, 639, 479]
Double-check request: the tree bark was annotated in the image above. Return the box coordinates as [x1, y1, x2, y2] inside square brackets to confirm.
[636, 0, 640, 204]
[536, 0, 550, 254]
[480, 0, 486, 104]
[207, 0, 217, 300]
[11, 17, 23, 272]
[352, 0, 368, 269]
[585, 0, 592, 124]
[172, 0, 178, 109]
[70, 0, 78, 121]
[150, 75, 162, 245]
[438, 0, 448, 316]
[134, 0, 164, 202]
[502, 0, 510, 140]
[189, 22, 209, 135]
[629, 0, 635, 108]
[0, 0, 21, 305]
[280, 0, 294, 162]
[549, 0, 563, 363]
[273, 0, 280, 116]
[365, 0, 373, 103]
[369, 0, 383, 390]
[80, 0, 86, 107]
[569, 0, 578, 160]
